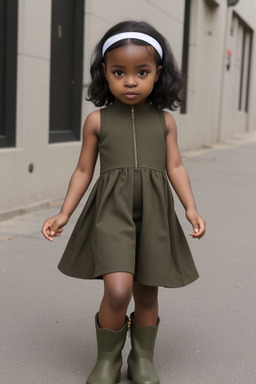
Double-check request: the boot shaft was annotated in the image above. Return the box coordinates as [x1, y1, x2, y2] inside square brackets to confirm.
[127, 313, 160, 384]
[129, 313, 160, 352]
[95, 314, 129, 353]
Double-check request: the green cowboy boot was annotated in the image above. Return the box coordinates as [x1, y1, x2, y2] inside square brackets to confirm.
[86, 313, 129, 384]
[127, 313, 160, 384]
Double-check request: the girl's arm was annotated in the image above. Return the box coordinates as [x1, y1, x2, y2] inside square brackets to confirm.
[41, 111, 100, 241]
[165, 112, 206, 239]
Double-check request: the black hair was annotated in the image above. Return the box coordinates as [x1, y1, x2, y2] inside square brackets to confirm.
[86, 20, 183, 110]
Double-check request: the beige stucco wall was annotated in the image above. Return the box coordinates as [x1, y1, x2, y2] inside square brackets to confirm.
[1, 0, 256, 215]
[1, 0, 81, 215]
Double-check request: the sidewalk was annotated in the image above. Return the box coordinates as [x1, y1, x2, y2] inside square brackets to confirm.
[1, 133, 256, 384]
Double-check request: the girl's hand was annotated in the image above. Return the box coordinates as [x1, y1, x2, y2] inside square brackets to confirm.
[186, 209, 206, 239]
[41, 213, 69, 241]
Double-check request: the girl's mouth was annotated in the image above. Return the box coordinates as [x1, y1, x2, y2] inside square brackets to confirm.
[123, 92, 138, 99]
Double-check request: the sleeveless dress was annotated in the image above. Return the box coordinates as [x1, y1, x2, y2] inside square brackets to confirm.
[58, 101, 199, 288]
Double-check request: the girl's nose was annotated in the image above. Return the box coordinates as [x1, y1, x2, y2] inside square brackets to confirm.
[124, 76, 137, 87]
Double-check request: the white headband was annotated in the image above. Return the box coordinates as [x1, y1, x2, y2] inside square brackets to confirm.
[102, 32, 163, 59]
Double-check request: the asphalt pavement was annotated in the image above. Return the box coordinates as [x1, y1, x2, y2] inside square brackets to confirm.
[1, 132, 256, 384]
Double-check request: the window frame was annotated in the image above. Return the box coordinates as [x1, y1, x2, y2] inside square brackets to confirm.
[234, 12, 253, 112]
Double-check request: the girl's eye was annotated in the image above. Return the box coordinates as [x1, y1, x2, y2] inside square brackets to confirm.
[114, 70, 123, 77]
[138, 70, 148, 77]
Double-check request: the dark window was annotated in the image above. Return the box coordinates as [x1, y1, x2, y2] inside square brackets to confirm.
[49, 0, 84, 143]
[238, 23, 253, 112]
[181, 0, 191, 114]
[245, 33, 253, 112]
[0, 0, 18, 148]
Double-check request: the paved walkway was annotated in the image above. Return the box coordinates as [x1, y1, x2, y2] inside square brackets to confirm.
[1, 132, 256, 384]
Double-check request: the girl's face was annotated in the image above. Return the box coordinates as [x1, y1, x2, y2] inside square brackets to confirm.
[102, 44, 162, 106]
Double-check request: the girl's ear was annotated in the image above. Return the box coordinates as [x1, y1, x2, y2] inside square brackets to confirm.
[102, 63, 108, 82]
[155, 65, 163, 83]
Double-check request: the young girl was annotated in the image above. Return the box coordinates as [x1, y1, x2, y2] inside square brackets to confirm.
[42, 20, 205, 384]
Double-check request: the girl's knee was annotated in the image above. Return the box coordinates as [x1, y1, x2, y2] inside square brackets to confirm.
[104, 284, 132, 312]
[103, 273, 133, 311]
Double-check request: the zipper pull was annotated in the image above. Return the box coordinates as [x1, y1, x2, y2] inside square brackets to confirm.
[131, 106, 135, 118]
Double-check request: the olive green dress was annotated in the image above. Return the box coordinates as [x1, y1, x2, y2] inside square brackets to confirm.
[58, 101, 199, 287]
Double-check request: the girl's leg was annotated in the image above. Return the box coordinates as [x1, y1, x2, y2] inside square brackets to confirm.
[99, 272, 134, 330]
[133, 282, 158, 326]
[86, 272, 133, 383]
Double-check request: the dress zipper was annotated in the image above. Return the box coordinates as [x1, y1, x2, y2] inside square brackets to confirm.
[131, 106, 138, 168]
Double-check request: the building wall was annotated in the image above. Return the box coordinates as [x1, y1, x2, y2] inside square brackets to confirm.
[1, 0, 256, 215]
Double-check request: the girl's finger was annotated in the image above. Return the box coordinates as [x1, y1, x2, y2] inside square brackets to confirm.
[41, 224, 54, 241]
[189, 223, 205, 238]
[46, 227, 63, 240]
[42, 230, 54, 241]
